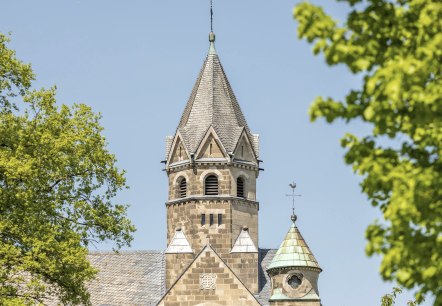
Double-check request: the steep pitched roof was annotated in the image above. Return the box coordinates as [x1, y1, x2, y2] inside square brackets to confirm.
[258, 249, 277, 305]
[176, 36, 256, 155]
[87, 251, 165, 305]
[44, 251, 166, 306]
[267, 220, 321, 271]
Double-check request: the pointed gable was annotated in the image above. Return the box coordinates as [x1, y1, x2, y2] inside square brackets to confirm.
[233, 130, 257, 163]
[167, 132, 190, 165]
[175, 39, 258, 157]
[158, 245, 261, 306]
[195, 126, 228, 160]
[231, 227, 258, 253]
[165, 229, 193, 254]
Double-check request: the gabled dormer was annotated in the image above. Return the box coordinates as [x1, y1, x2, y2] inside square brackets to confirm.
[232, 129, 258, 164]
[166, 131, 190, 168]
[195, 126, 229, 161]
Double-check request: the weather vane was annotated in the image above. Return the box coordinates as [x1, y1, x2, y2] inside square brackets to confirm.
[286, 182, 301, 222]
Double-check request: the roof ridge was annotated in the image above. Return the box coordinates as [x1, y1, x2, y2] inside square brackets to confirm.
[88, 250, 163, 255]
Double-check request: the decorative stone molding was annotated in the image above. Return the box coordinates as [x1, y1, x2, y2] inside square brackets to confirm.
[200, 273, 217, 290]
[282, 271, 312, 298]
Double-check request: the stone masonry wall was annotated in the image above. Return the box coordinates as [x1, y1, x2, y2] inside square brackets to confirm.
[168, 166, 256, 201]
[166, 253, 195, 289]
[159, 248, 260, 306]
[224, 253, 259, 294]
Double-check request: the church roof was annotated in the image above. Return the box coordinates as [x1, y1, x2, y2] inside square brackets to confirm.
[267, 220, 321, 271]
[44, 248, 276, 305]
[44, 251, 166, 306]
[176, 34, 256, 155]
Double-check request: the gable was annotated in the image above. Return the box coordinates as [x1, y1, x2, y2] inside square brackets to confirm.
[195, 127, 228, 160]
[158, 246, 261, 306]
[233, 132, 256, 163]
[168, 135, 190, 164]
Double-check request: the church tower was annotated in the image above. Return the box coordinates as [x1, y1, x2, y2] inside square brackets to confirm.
[164, 32, 261, 293]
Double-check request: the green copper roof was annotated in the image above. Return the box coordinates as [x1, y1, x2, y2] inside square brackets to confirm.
[267, 220, 320, 271]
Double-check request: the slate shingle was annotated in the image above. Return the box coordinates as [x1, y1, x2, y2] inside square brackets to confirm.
[176, 48, 257, 156]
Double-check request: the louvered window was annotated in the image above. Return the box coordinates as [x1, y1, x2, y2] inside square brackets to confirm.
[204, 175, 218, 195]
[237, 177, 245, 198]
[179, 178, 187, 198]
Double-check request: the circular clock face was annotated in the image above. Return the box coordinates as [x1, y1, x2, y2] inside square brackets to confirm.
[287, 275, 302, 289]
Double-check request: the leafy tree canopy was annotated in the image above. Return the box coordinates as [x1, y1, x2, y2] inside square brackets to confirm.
[294, 0, 441, 304]
[0, 33, 135, 305]
[381, 287, 419, 306]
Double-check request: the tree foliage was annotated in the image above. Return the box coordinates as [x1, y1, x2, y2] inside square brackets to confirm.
[294, 0, 441, 304]
[381, 287, 419, 306]
[0, 33, 135, 305]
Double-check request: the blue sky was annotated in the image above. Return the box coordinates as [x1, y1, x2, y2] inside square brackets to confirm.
[1, 1, 433, 305]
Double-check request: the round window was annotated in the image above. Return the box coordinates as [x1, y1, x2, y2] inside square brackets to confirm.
[287, 275, 302, 289]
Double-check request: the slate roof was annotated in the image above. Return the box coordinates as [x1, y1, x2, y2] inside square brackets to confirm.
[86, 251, 165, 306]
[42, 248, 275, 306]
[258, 248, 277, 306]
[176, 38, 257, 156]
[267, 221, 321, 271]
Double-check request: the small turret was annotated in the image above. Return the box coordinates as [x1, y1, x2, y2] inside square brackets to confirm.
[266, 213, 322, 305]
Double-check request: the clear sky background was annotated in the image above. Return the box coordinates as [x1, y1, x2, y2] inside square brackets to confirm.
[1, 1, 433, 305]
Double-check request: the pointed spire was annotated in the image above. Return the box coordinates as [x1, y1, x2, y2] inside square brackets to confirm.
[267, 221, 321, 271]
[175, 36, 256, 157]
[165, 228, 193, 254]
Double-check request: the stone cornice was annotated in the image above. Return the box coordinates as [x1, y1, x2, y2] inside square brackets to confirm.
[166, 196, 259, 208]
[266, 265, 322, 275]
[166, 160, 259, 173]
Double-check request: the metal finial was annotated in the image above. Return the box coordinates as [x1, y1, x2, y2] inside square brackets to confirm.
[210, 0, 214, 32]
[208, 0, 216, 48]
[286, 181, 301, 223]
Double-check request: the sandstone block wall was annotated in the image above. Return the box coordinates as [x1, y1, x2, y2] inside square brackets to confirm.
[166, 253, 195, 289]
[224, 253, 259, 294]
[168, 166, 257, 201]
[159, 248, 260, 306]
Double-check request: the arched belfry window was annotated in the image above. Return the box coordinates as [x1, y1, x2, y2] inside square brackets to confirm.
[179, 178, 187, 198]
[237, 177, 245, 198]
[204, 175, 218, 195]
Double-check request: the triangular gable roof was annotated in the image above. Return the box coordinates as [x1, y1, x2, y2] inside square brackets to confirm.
[267, 221, 321, 271]
[166, 130, 191, 166]
[194, 125, 229, 161]
[231, 227, 258, 253]
[232, 128, 258, 163]
[157, 244, 261, 305]
[165, 229, 193, 254]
